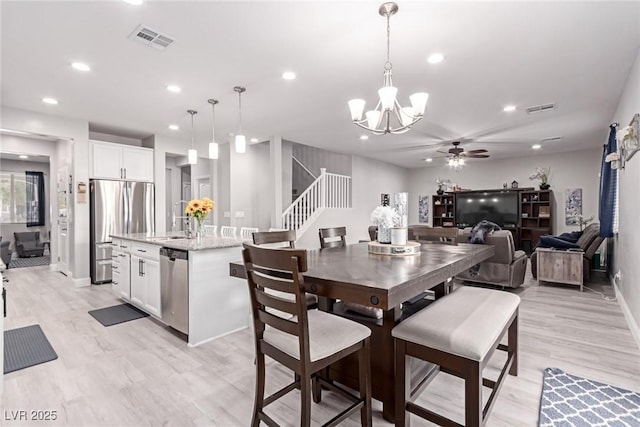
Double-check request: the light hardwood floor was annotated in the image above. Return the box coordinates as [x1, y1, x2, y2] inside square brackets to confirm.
[1, 265, 639, 426]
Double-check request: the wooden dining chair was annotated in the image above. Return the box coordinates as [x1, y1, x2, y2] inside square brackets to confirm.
[318, 227, 347, 249]
[220, 226, 237, 238]
[242, 243, 372, 427]
[240, 226, 259, 241]
[412, 226, 459, 245]
[413, 226, 459, 294]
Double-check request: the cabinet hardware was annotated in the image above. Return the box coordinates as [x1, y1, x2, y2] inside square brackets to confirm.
[137, 249, 147, 253]
[141, 259, 145, 276]
[124, 169, 127, 179]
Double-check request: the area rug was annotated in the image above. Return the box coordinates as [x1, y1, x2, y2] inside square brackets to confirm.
[8, 255, 50, 269]
[4, 324, 58, 374]
[539, 367, 640, 426]
[88, 303, 149, 327]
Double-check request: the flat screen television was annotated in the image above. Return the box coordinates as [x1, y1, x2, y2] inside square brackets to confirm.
[456, 191, 519, 228]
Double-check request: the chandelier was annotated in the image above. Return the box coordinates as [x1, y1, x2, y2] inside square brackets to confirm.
[348, 2, 429, 135]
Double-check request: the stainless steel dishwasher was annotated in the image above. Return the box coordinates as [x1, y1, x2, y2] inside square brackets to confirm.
[160, 248, 189, 335]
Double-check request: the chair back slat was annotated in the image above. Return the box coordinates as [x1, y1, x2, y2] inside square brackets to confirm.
[257, 308, 301, 336]
[253, 230, 296, 247]
[319, 226, 347, 249]
[251, 271, 299, 296]
[255, 289, 299, 317]
[413, 226, 458, 245]
[245, 244, 307, 272]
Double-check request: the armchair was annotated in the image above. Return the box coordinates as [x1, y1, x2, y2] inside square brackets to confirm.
[13, 232, 46, 258]
[531, 224, 604, 281]
[455, 229, 528, 288]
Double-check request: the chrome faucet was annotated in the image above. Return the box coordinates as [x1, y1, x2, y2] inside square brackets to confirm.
[172, 200, 192, 237]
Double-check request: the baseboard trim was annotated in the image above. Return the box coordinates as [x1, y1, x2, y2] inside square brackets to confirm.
[72, 276, 91, 288]
[187, 325, 248, 347]
[49, 263, 58, 271]
[613, 276, 640, 353]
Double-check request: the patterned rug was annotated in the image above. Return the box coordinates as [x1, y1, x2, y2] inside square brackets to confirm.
[539, 367, 640, 426]
[8, 255, 50, 269]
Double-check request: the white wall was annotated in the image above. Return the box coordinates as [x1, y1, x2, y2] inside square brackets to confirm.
[610, 47, 640, 346]
[407, 148, 602, 235]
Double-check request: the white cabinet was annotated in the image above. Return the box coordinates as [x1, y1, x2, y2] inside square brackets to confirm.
[111, 239, 131, 300]
[90, 140, 154, 182]
[130, 242, 161, 318]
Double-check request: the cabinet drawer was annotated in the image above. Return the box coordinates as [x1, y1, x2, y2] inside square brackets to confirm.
[130, 242, 160, 261]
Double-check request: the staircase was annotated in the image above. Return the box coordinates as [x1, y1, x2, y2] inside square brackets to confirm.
[282, 168, 351, 235]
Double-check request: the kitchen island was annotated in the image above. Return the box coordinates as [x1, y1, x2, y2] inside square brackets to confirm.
[110, 232, 248, 346]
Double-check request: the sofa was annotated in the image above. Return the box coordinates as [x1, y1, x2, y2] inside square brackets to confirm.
[14, 231, 46, 258]
[455, 229, 528, 288]
[530, 223, 604, 281]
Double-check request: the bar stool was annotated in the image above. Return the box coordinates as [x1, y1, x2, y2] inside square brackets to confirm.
[220, 226, 237, 238]
[242, 243, 372, 426]
[392, 286, 520, 426]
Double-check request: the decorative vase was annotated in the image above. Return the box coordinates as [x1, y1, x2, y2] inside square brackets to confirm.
[436, 189, 444, 195]
[377, 225, 392, 244]
[391, 227, 407, 245]
[539, 183, 550, 190]
[195, 218, 205, 242]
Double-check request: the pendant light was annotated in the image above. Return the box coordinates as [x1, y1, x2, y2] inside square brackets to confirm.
[207, 99, 219, 159]
[234, 86, 246, 154]
[187, 109, 198, 164]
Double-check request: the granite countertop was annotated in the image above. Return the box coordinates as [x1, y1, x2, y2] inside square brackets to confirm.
[110, 232, 245, 251]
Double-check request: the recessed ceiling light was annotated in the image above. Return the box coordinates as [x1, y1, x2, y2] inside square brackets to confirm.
[42, 97, 58, 105]
[359, 135, 369, 140]
[425, 158, 433, 162]
[250, 138, 259, 143]
[427, 53, 444, 64]
[503, 105, 516, 112]
[71, 62, 91, 72]
[532, 144, 542, 150]
[19, 155, 29, 159]
[168, 124, 179, 131]
[166, 85, 181, 93]
[282, 71, 296, 80]
[123, 0, 143, 5]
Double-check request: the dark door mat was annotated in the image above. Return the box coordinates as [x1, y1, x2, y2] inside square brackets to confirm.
[89, 303, 149, 327]
[4, 324, 58, 374]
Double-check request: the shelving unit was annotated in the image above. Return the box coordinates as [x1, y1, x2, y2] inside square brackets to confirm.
[432, 194, 456, 227]
[519, 190, 553, 253]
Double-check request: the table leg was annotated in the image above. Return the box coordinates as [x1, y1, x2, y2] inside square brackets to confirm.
[380, 306, 402, 422]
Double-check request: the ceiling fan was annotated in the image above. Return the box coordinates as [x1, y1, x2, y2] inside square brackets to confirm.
[437, 141, 491, 159]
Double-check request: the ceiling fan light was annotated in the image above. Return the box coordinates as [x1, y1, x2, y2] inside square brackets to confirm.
[365, 110, 381, 129]
[448, 158, 455, 167]
[348, 99, 366, 121]
[459, 157, 465, 165]
[410, 92, 429, 116]
[187, 149, 197, 165]
[400, 107, 415, 127]
[378, 86, 397, 111]
[235, 135, 246, 154]
[209, 142, 219, 159]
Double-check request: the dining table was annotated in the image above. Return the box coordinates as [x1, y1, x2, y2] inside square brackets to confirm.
[229, 241, 495, 422]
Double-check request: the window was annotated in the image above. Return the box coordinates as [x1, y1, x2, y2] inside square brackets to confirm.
[0, 172, 44, 226]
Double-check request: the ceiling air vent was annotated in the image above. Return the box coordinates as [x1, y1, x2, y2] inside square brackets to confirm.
[541, 136, 563, 143]
[128, 25, 175, 50]
[525, 103, 556, 115]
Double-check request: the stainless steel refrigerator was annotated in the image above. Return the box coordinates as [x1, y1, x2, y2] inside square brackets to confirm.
[90, 180, 155, 284]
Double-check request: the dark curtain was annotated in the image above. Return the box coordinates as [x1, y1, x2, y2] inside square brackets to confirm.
[598, 126, 617, 238]
[25, 171, 45, 227]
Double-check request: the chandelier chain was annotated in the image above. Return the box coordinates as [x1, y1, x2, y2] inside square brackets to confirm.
[385, 11, 392, 70]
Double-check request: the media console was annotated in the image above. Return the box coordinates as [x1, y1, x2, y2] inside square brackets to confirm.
[431, 188, 553, 253]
